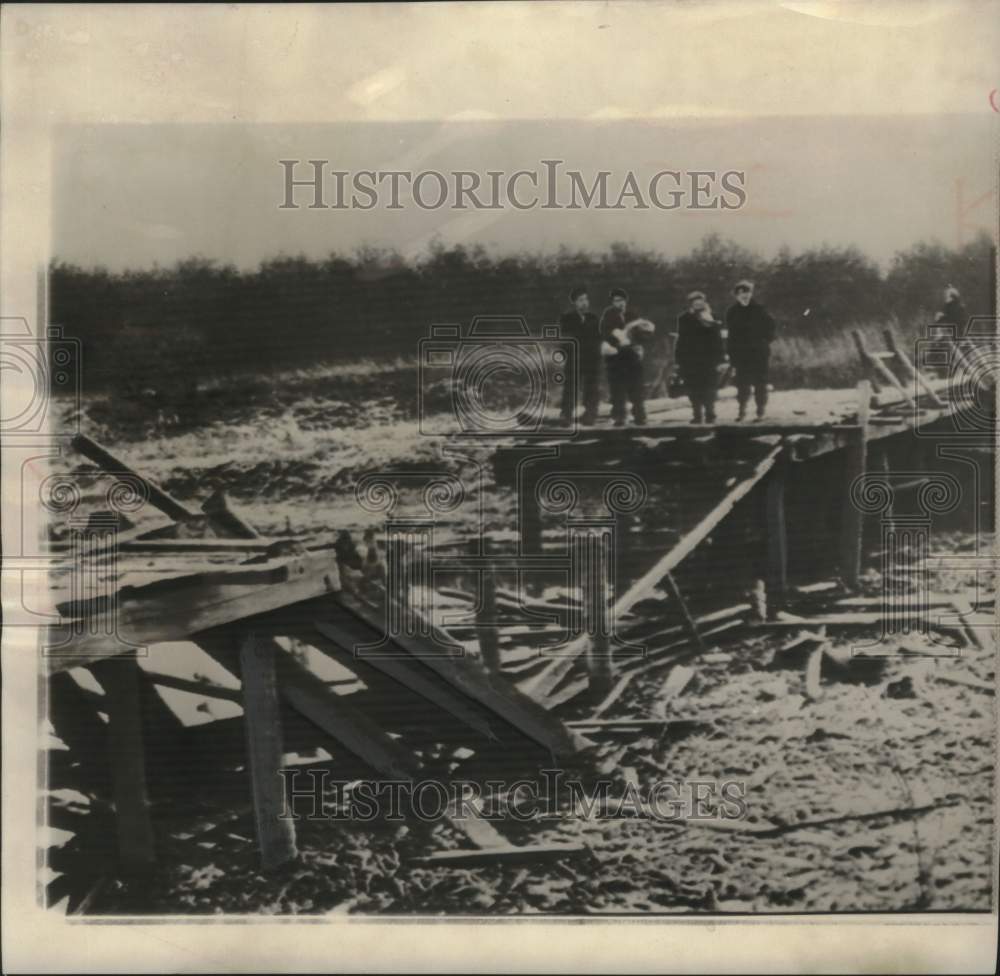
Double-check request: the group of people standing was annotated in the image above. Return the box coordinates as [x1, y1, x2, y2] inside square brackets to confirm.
[675, 280, 777, 424]
[558, 286, 653, 427]
[558, 280, 777, 427]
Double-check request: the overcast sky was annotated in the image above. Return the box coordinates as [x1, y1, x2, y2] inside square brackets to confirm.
[54, 112, 994, 270]
[4, 1, 994, 270]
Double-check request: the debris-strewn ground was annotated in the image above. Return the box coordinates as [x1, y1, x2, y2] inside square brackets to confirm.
[45, 382, 996, 915]
[54, 542, 994, 916]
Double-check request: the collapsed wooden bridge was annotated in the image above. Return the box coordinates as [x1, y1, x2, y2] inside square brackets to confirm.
[42, 326, 995, 908]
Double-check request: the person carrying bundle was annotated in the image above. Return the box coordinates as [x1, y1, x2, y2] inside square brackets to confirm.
[599, 287, 655, 426]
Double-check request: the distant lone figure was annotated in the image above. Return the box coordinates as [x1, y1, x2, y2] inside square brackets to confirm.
[726, 280, 776, 422]
[934, 285, 968, 333]
[558, 285, 601, 426]
[675, 291, 725, 425]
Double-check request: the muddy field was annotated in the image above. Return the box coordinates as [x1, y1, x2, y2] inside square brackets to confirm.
[45, 366, 997, 915]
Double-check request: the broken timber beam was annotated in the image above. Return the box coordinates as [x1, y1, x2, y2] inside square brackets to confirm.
[71, 433, 195, 524]
[194, 633, 423, 781]
[47, 548, 343, 672]
[201, 489, 261, 540]
[237, 631, 298, 871]
[839, 380, 871, 590]
[309, 615, 496, 741]
[882, 328, 945, 407]
[662, 570, 708, 655]
[411, 842, 586, 868]
[476, 540, 501, 673]
[523, 444, 783, 703]
[852, 331, 913, 405]
[765, 453, 789, 612]
[334, 589, 586, 756]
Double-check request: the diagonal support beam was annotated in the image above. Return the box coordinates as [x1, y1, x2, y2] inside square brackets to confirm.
[523, 445, 783, 703]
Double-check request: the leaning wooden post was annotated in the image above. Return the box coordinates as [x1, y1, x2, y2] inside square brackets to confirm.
[70, 433, 196, 523]
[851, 331, 881, 393]
[852, 329, 913, 406]
[202, 489, 260, 539]
[239, 630, 298, 871]
[476, 537, 501, 673]
[662, 570, 708, 653]
[587, 631, 613, 699]
[765, 449, 789, 614]
[882, 327, 944, 407]
[519, 468, 544, 559]
[839, 380, 871, 590]
[94, 658, 156, 872]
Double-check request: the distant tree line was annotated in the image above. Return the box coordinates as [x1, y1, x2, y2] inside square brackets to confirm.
[50, 232, 995, 396]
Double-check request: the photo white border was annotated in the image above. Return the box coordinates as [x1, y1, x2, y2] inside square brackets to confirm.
[2, 4, 997, 972]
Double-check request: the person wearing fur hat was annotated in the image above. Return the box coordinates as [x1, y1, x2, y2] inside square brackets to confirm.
[558, 285, 602, 426]
[675, 291, 726, 424]
[599, 287, 653, 426]
[725, 280, 776, 422]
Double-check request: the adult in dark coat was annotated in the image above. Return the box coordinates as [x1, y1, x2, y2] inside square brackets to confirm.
[675, 291, 726, 424]
[725, 279, 777, 421]
[599, 287, 647, 426]
[558, 285, 601, 425]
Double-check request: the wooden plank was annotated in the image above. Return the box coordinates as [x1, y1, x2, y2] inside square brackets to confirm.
[201, 489, 260, 539]
[662, 571, 708, 654]
[653, 665, 695, 718]
[852, 330, 914, 405]
[91, 658, 156, 871]
[804, 644, 826, 701]
[520, 468, 544, 557]
[71, 433, 197, 523]
[537, 675, 589, 709]
[523, 445, 783, 702]
[238, 632, 298, 871]
[882, 328, 945, 407]
[196, 632, 422, 779]
[476, 545, 501, 673]
[335, 589, 585, 756]
[140, 668, 242, 703]
[442, 794, 509, 851]
[839, 380, 871, 590]
[411, 842, 587, 868]
[587, 630, 614, 699]
[591, 671, 637, 718]
[310, 617, 497, 741]
[47, 550, 342, 672]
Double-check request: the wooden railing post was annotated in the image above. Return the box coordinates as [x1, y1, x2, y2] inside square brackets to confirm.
[840, 380, 871, 589]
[93, 658, 156, 872]
[476, 538, 501, 673]
[519, 468, 543, 558]
[238, 631, 298, 871]
[765, 451, 789, 613]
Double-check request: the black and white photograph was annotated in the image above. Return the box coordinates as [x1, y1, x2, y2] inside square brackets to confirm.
[1, 2, 998, 972]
